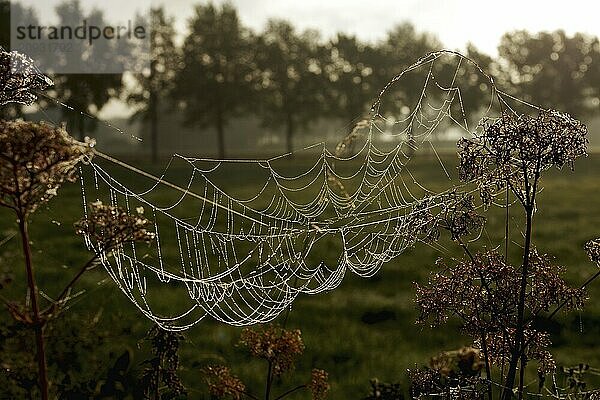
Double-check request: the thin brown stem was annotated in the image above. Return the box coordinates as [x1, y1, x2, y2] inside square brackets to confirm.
[18, 216, 49, 400]
[265, 360, 274, 400]
[42, 255, 99, 318]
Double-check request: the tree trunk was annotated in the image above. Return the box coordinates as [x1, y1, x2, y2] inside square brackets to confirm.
[216, 110, 225, 159]
[78, 113, 85, 141]
[286, 112, 294, 155]
[150, 90, 159, 164]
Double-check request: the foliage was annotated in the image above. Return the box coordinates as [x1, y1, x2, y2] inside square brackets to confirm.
[254, 19, 328, 153]
[498, 30, 600, 117]
[45, 1, 124, 140]
[128, 7, 180, 163]
[173, 2, 256, 159]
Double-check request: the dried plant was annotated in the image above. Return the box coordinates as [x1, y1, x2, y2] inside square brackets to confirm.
[0, 120, 93, 400]
[413, 108, 594, 400]
[585, 239, 600, 264]
[0, 48, 53, 106]
[308, 369, 330, 400]
[0, 119, 157, 399]
[74, 201, 156, 250]
[239, 325, 305, 377]
[203, 365, 247, 400]
[202, 325, 328, 400]
[458, 110, 588, 207]
[0, 120, 93, 216]
[141, 325, 187, 400]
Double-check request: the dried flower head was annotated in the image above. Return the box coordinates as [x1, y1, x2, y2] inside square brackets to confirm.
[0, 48, 53, 106]
[458, 110, 588, 205]
[308, 368, 330, 400]
[202, 365, 246, 400]
[0, 120, 93, 216]
[585, 238, 600, 263]
[416, 249, 586, 374]
[74, 200, 155, 249]
[238, 325, 304, 376]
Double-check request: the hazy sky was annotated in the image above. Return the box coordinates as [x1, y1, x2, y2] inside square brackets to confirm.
[16, 0, 600, 57]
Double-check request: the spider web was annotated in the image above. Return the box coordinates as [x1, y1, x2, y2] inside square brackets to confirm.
[75, 50, 541, 331]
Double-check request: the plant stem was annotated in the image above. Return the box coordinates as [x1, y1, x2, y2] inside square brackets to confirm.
[18, 216, 49, 400]
[43, 256, 98, 318]
[502, 205, 534, 400]
[265, 360, 273, 400]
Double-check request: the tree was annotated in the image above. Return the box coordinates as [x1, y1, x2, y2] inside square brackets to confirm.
[498, 30, 600, 117]
[128, 7, 179, 163]
[324, 33, 381, 131]
[49, 0, 123, 141]
[379, 23, 441, 106]
[255, 20, 327, 154]
[173, 2, 255, 159]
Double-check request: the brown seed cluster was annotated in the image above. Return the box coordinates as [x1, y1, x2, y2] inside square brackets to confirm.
[308, 368, 330, 400]
[238, 325, 305, 376]
[0, 120, 93, 216]
[74, 201, 156, 249]
[201, 365, 246, 400]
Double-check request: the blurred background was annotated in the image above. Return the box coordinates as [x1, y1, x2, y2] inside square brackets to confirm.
[1, 0, 599, 161]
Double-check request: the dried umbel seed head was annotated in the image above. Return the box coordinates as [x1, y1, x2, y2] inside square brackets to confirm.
[458, 110, 588, 205]
[0, 120, 94, 216]
[239, 325, 304, 376]
[308, 368, 330, 400]
[201, 365, 245, 400]
[0, 48, 53, 106]
[74, 201, 156, 249]
[585, 238, 600, 263]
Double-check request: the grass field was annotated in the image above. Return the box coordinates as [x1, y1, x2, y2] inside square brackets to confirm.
[1, 150, 599, 399]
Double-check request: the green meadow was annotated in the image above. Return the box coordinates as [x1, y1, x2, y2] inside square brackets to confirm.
[1, 150, 599, 399]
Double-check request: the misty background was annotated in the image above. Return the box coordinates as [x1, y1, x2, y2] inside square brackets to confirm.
[1, 0, 599, 161]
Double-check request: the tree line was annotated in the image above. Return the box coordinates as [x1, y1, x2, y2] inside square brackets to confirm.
[1, 1, 599, 160]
